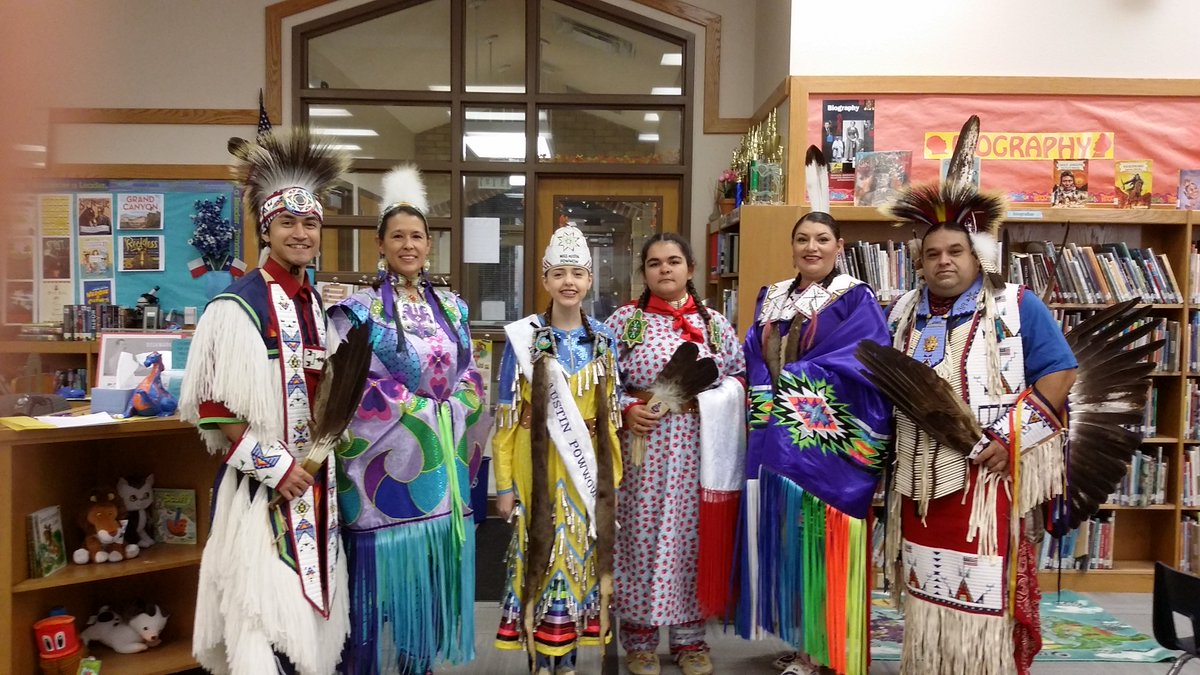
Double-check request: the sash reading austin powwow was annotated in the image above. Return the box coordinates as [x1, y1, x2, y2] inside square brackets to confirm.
[505, 315, 600, 535]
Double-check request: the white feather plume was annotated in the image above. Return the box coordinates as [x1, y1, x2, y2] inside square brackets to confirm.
[804, 145, 831, 213]
[381, 165, 428, 214]
[970, 231, 1001, 275]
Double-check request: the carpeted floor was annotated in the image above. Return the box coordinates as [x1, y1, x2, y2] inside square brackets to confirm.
[869, 589, 1172, 663]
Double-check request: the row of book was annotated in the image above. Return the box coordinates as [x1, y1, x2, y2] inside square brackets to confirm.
[1190, 311, 1200, 373]
[1189, 245, 1200, 305]
[720, 283, 739, 328]
[835, 240, 913, 302]
[1040, 516, 1115, 571]
[707, 231, 741, 279]
[1181, 518, 1200, 574]
[1183, 448, 1200, 507]
[1056, 312, 1178, 372]
[1009, 242, 1182, 305]
[1187, 381, 1200, 439]
[1107, 447, 1170, 506]
[1135, 384, 1160, 437]
[62, 304, 138, 341]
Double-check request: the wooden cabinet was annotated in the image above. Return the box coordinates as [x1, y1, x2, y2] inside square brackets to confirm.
[1, 418, 220, 674]
[726, 203, 1199, 592]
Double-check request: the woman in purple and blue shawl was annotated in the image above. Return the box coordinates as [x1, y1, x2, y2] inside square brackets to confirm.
[738, 207, 893, 675]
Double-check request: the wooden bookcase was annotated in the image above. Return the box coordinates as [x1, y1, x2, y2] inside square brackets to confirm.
[0, 340, 98, 395]
[730, 203, 1196, 592]
[0, 417, 220, 674]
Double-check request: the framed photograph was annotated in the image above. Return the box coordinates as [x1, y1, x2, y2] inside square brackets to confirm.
[96, 332, 183, 389]
[119, 235, 164, 272]
[117, 193, 164, 230]
[77, 194, 113, 236]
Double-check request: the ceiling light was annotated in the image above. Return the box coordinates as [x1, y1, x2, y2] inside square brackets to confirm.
[643, 113, 660, 122]
[430, 84, 527, 94]
[651, 87, 682, 96]
[320, 143, 362, 151]
[509, 175, 527, 186]
[14, 144, 46, 152]
[660, 53, 682, 66]
[638, 133, 659, 142]
[465, 111, 526, 121]
[309, 108, 352, 117]
[463, 132, 549, 160]
[312, 128, 378, 137]
[539, 111, 549, 121]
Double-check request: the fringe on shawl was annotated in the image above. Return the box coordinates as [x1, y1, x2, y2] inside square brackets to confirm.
[900, 594, 1015, 675]
[737, 471, 870, 675]
[342, 515, 476, 675]
[193, 466, 349, 675]
[180, 298, 285, 453]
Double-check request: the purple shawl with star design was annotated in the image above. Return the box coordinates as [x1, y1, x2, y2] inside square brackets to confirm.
[743, 280, 893, 519]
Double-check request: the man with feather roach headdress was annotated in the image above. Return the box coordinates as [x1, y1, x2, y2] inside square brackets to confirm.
[869, 117, 1079, 675]
[180, 129, 351, 675]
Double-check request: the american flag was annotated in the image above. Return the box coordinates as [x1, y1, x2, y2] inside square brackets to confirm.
[257, 89, 272, 139]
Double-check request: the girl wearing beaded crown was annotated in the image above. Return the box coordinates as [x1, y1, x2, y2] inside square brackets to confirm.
[492, 225, 622, 675]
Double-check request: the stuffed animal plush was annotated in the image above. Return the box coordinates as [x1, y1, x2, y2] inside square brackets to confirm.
[72, 489, 139, 564]
[116, 474, 155, 548]
[79, 602, 168, 654]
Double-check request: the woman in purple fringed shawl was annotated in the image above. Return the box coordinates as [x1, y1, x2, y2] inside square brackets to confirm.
[738, 210, 893, 675]
[329, 167, 489, 675]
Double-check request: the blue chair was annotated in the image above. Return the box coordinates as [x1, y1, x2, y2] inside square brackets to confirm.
[1153, 562, 1200, 674]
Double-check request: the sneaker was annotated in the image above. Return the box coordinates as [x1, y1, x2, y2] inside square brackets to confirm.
[675, 651, 713, 675]
[625, 651, 661, 675]
[771, 652, 799, 671]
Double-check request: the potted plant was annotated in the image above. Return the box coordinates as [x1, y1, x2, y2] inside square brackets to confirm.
[717, 168, 739, 214]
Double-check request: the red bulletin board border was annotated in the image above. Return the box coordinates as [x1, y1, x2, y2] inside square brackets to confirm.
[805, 92, 1200, 206]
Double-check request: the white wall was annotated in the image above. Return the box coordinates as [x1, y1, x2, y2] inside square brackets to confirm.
[754, 0, 791, 108]
[790, 0, 1200, 78]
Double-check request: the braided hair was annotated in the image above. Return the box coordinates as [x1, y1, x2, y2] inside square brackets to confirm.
[373, 204, 471, 368]
[633, 232, 717, 354]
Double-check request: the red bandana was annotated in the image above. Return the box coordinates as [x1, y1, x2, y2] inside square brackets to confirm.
[643, 294, 706, 344]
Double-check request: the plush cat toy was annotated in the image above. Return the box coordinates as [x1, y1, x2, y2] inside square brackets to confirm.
[116, 474, 155, 549]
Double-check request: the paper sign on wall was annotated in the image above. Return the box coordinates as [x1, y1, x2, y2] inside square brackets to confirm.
[463, 217, 501, 264]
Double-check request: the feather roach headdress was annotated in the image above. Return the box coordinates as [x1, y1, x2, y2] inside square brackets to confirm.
[228, 129, 349, 234]
[882, 115, 1006, 279]
[379, 165, 429, 228]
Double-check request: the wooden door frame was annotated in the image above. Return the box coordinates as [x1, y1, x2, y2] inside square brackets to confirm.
[533, 176, 681, 313]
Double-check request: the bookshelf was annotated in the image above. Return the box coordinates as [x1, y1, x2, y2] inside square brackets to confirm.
[0, 339, 99, 396]
[732, 203, 1199, 592]
[0, 418, 220, 674]
[706, 208, 742, 327]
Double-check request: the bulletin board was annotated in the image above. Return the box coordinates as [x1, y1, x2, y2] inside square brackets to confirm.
[786, 76, 1200, 206]
[806, 91, 1200, 205]
[8, 179, 243, 324]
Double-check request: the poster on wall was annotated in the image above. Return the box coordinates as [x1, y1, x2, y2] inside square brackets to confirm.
[83, 279, 114, 305]
[120, 235, 163, 272]
[76, 194, 113, 236]
[822, 99, 875, 201]
[5, 281, 34, 324]
[38, 194, 70, 237]
[117, 193, 164, 230]
[41, 238, 72, 279]
[79, 236, 114, 279]
[8, 237, 34, 279]
[15, 194, 36, 236]
[38, 280, 73, 323]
